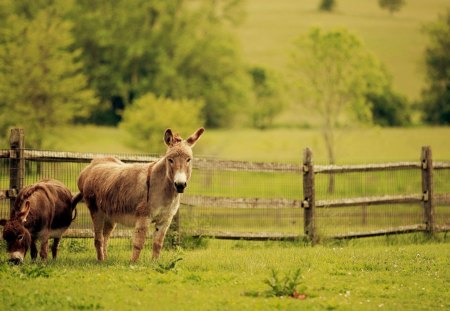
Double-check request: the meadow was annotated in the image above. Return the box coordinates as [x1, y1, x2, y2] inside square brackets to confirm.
[0, 236, 449, 311]
[49, 125, 450, 164]
[235, 0, 449, 102]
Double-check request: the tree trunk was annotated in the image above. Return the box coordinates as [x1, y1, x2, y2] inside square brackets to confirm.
[323, 124, 336, 194]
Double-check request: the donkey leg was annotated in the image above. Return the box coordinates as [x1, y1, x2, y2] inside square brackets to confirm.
[90, 211, 106, 261]
[39, 234, 50, 261]
[51, 237, 61, 259]
[30, 239, 38, 261]
[102, 221, 116, 260]
[131, 216, 150, 262]
[152, 221, 171, 260]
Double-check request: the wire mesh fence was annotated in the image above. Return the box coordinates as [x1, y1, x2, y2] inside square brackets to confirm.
[0, 146, 449, 252]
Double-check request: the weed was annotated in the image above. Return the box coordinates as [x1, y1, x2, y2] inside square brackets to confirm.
[153, 256, 183, 274]
[64, 239, 88, 253]
[264, 268, 306, 298]
[11, 264, 52, 279]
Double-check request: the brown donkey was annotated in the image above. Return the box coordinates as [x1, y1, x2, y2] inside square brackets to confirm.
[0, 179, 77, 264]
[73, 128, 204, 262]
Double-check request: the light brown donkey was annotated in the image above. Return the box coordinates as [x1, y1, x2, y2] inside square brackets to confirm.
[73, 128, 204, 261]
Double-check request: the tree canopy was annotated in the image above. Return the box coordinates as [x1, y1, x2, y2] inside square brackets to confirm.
[421, 9, 450, 125]
[0, 2, 96, 148]
[291, 28, 390, 162]
[70, 0, 252, 128]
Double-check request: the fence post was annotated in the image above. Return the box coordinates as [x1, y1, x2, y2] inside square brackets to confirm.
[9, 128, 25, 215]
[302, 148, 317, 243]
[421, 146, 434, 235]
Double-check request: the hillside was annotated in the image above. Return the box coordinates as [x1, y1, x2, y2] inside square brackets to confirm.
[235, 0, 448, 102]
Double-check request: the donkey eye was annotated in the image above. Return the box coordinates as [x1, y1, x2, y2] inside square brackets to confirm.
[168, 158, 174, 164]
[17, 235, 23, 241]
[187, 158, 191, 163]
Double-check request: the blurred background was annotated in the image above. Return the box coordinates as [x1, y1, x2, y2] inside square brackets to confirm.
[0, 0, 449, 164]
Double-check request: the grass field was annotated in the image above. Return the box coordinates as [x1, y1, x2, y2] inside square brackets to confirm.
[0, 236, 449, 311]
[48, 125, 450, 164]
[235, 0, 449, 102]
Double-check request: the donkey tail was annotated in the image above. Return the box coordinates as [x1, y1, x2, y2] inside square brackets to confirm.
[71, 192, 83, 221]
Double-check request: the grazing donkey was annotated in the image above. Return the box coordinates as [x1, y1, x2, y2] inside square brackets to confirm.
[0, 179, 77, 264]
[73, 127, 204, 262]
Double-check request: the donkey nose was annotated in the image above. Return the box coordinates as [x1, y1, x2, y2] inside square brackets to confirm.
[174, 182, 187, 193]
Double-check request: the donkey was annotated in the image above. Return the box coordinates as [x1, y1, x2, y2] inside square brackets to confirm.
[73, 127, 204, 262]
[0, 179, 77, 264]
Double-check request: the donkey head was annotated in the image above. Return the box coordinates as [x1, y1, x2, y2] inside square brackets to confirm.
[0, 201, 32, 264]
[163, 127, 204, 193]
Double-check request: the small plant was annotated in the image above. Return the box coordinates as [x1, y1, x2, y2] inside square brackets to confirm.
[154, 256, 183, 274]
[264, 268, 306, 298]
[11, 264, 52, 279]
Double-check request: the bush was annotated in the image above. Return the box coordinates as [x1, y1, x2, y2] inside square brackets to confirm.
[120, 93, 204, 153]
[366, 88, 411, 126]
[319, 0, 336, 12]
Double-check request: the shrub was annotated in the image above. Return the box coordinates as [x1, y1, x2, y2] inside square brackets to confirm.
[120, 93, 204, 153]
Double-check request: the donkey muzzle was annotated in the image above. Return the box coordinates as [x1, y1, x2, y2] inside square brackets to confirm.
[174, 182, 187, 193]
[8, 258, 22, 265]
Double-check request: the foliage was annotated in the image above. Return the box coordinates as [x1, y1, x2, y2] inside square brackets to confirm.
[248, 67, 287, 129]
[120, 93, 204, 153]
[291, 28, 389, 166]
[0, 1, 97, 149]
[421, 9, 450, 125]
[367, 87, 411, 126]
[378, 0, 406, 15]
[152, 256, 183, 274]
[69, 0, 252, 127]
[264, 268, 305, 297]
[319, 0, 336, 12]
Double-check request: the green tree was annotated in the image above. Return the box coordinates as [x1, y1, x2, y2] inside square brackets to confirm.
[319, 0, 336, 12]
[0, 4, 97, 148]
[367, 87, 411, 126]
[70, 0, 251, 128]
[120, 93, 204, 153]
[421, 10, 450, 124]
[291, 28, 389, 192]
[378, 0, 406, 15]
[249, 67, 286, 129]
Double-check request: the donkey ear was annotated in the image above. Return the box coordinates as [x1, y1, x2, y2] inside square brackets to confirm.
[164, 129, 174, 146]
[17, 201, 31, 222]
[186, 127, 205, 147]
[0, 219, 6, 226]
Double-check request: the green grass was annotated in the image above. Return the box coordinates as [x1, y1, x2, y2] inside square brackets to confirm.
[0, 236, 449, 310]
[235, 0, 449, 103]
[47, 125, 450, 164]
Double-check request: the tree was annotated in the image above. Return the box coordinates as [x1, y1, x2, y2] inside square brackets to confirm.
[0, 4, 97, 149]
[70, 0, 252, 128]
[319, 0, 336, 12]
[120, 93, 204, 153]
[421, 10, 450, 124]
[249, 67, 287, 129]
[367, 87, 411, 126]
[291, 28, 389, 192]
[378, 0, 406, 15]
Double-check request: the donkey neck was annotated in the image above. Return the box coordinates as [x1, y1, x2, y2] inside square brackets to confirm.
[150, 156, 178, 198]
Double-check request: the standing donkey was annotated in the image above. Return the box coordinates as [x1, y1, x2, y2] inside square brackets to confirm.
[0, 179, 77, 264]
[73, 128, 204, 262]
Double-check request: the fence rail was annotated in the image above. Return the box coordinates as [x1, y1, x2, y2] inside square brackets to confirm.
[1, 128, 449, 243]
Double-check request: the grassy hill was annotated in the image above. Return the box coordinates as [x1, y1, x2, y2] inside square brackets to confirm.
[235, 0, 449, 102]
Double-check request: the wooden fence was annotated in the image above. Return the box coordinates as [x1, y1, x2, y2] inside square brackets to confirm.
[1, 128, 449, 242]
